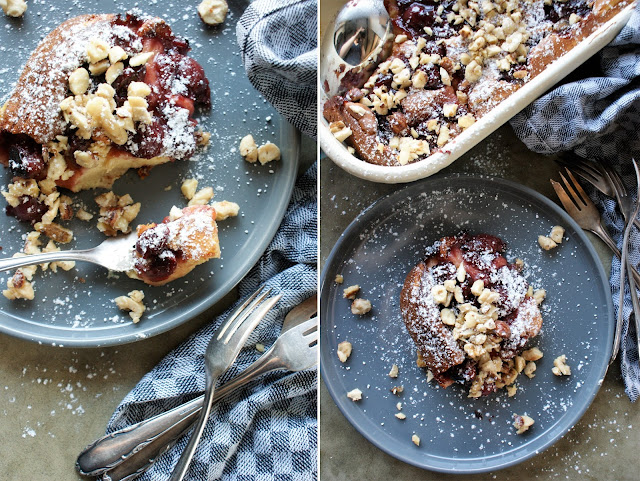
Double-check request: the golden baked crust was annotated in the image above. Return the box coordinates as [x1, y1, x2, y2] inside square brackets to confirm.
[0, 14, 114, 144]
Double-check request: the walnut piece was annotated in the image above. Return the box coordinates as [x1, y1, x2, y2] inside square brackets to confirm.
[95, 192, 141, 236]
[351, 298, 372, 315]
[552, 354, 571, 376]
[239, 135, 258, 162]
[211, 201, 240, 221]
[538, 235, 557, 251]
[347, 388, 363, 401]
[181, 178, 199, 200]
[198, 0, 228, 25]
[114, 290, 146, 323]
[513, 414, 534, 434]
[522, 347, 543, 362]
[188, 187, 214, 206]
[0, 0, 26, 17]
[257, 142, 281, 165]
[2, 270, 34, 300]
[412, 434, 420, 446]
[334, 274, 344, 284]
[388, 364, 399, 378]
[550, 225, 565, 243]
[337, 341, 352, 363]
[343, 284, 360, 299]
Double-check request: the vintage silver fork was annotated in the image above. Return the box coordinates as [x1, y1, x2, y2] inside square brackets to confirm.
[75, 295, 317, 480]
[557, 153, 640, 230]
[600, 159, 640, 363]
[167, 287, 281, 481]
[550, 171, 640, 285]
[99, 316, 318, 481]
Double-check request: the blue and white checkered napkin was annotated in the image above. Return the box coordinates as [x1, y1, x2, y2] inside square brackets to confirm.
[106, 165, 318, 480]
[510, 2, 640, 402]
[237, 0, 318, 140]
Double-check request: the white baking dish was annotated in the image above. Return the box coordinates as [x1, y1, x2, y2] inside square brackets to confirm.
[319, 1, 636, 184]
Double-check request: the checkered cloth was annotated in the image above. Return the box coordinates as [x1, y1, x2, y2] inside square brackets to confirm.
[511, 2, 640, 402]
[237, 0, 317, 140]
[106, 165, 318, 480]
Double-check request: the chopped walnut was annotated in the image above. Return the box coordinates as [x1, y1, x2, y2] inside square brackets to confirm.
[513, 414, 534, 434]
[0, 0, 26, 17]
[533, 288, 546, 305]
[538, 235, 557, 251]
[552, 354, 571, 376]
[188, 187, 215, 207]
[347, 388, 363, 401]
[507, 384, 517, 397]
[114, 290, 146, 323]
[211, 201, 240, 221]
[395, 412, 407, 420]
[337, 341, 352, 363]
[2, 270, 34, 300]
[329, 120, 353, 143]
[412, 434, 420, 446]
[76, 208, 94, 221]
[239, 135, 258, 162]
[351, 298, 372, 315]
[523, 361, 537, 379]
[69, 68, 90, 96]
[550, 225, 565, 244]
[198, 0, 228, 25]
[35, 222, 73, 244]
[388, 364, 399, 378]
[181, 178, 199, 200]
[335, 274, 344, 284]
[95, 192, 141, 236]
[391, 385, 404, 395]
[257, 142, 281, 165]
[343, 284, 360, 299]
[522, 347, 543, 362]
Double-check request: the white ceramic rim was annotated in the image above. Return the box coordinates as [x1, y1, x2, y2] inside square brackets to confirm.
[319, 2, 636, 184]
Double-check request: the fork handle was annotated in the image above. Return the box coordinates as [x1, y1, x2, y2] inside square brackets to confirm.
[590, 224, 640, 286]
[0, 250, 98, 271]
[77, 352, 283, 476]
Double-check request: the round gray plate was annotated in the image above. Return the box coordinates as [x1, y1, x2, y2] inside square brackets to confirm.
[320, 174, 613, 473]
[0, 0, 298, 346]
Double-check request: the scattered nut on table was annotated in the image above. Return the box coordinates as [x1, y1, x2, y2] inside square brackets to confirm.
[552, 354, 571, 376]
[347, 388, 362, 401]
[351, 298, 372, 315]
[197, 0, 228, 25]
[513, 414, 534, 434]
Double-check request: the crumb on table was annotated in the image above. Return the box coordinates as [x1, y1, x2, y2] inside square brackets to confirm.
[513, 414, 534, 434]
[334, 274, 344, 284]
[343, 284, 360, 299]
[197, 0, 228, 25]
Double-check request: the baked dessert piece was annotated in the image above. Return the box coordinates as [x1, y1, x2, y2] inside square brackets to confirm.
[324, 0, 631, 166]
[130, 205, 221, 286]
[0, 12, 210, 225]
[400, 233, 543, 397]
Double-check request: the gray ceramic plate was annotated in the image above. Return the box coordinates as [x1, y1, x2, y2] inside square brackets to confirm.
[320, 174, 613, 473]
[0, 0, 298, 346]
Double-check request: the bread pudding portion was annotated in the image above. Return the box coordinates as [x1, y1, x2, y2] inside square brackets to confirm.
[400, 233, 543, 397]
[324, 0, 631, 166]
[0, 12, 210, 226]
[130, 205, 220, 286]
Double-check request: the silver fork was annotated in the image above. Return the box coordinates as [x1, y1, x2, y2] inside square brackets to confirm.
[557, 153, 640, 230]
[550, 170, 640, 285]
[0, 231, 137, 273]
[601, 159, 640, 363]
[75, 295, 317, 479]
[168, 287, 281, 481]
[97, 316, 318, 481]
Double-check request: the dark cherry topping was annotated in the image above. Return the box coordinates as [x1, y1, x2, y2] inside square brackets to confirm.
[544, 0, 591, 25]
[6, 196, 48, 224]
[391, 0, 461, 39]
[130, 118, 168, 159]
[134, 223, 180, 282]
[8, 136, 46, 180]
